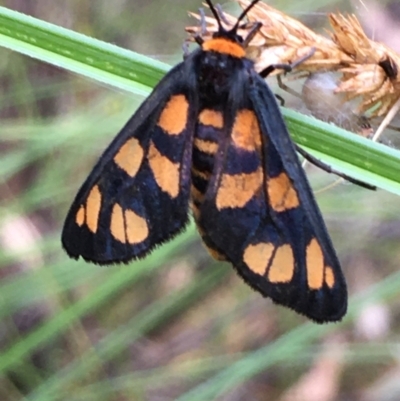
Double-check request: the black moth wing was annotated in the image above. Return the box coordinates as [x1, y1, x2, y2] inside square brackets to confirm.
[198, 71, 347, 323]
[62, 61, 199, 264]
[252, 72, 347, 321]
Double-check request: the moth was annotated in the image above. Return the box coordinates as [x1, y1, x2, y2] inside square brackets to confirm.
[62, 0, 349, 323]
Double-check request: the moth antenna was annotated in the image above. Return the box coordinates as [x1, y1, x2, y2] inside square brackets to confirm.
[205, 0, 223, 30]
[232, 0, 260, 32]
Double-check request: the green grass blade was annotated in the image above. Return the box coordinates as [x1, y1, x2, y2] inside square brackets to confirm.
[284, 108, 400, 195]
[0, 6, 399, 194]
[0, 6, 168, 96]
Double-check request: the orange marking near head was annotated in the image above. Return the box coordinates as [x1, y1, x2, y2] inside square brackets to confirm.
[157, 94, 189, 135]
[85, 185, 102, 233]
[325, 266, 335, 288]
[202, 38, 245, 58]
[306, 238, 325, 290]
[198, 109, 223, 128]
[125, 209, 148, 244]
[243, 242, 274, 275]
[114, 138, 144, 177]
[148, 141, 180, 197]
[194, 138, 218, 154]
[232, 109, 262, 151]
[267, 172, 299, 212]
[216, 168, 262, 209]
[76, 205, 85, 227]
[268, 244, 295, 283]
[111, 203, 126, 243]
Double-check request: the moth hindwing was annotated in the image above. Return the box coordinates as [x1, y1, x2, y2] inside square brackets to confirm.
[62, 0, 347, 323]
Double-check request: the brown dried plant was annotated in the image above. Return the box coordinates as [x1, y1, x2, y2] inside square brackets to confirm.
[186, 1, 352, 74]
[186, 0, 400, 132]
[329, 13, 400, 118]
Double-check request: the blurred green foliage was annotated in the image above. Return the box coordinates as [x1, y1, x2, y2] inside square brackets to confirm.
[1, 1, 400, 401]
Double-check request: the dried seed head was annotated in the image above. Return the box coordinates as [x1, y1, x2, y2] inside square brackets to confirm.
[186, 0, 400, 130]
[328, 13, 400, 118]
[186, 0, 353, 72]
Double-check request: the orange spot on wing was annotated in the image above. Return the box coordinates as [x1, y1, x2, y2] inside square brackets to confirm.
[243, 242, 274, 275]
[157, 94, 188, 135]
[306, 239, 325, 290]
[85, 185, 102, 233]
[114, 138, 144, 177]
[194, 138, 218, 154]
[202, 38, 245, 58]
[76, 206, 85, 227]
[198, 109, 223, 128]
[267, 172, 299, 212]
[125, 209, 148, 244]
[231, 110, 262, 151]
[148, 141, 180, 197]
[216, 168, 262, 209]
[325, 266, 335, 288]
[268, 244, 295, 283]
[111, 204, 126, 243]
[110, 204, 148, 245]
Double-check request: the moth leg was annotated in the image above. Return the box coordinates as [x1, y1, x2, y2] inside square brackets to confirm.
[295, 144, 376, 190]
[183, 8, 206, 59]
[275, 93, 285, 106]
[242, 21, 262, 47]
[260, 48, 316, 78]
[276, 74, 303, 100]
[189, 8, 206, 49]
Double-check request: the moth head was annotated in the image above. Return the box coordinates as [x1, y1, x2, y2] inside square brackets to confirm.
[205, 0, 261, 45]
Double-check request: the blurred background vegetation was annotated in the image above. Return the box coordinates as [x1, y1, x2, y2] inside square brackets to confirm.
[1, 0, 400, 400]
